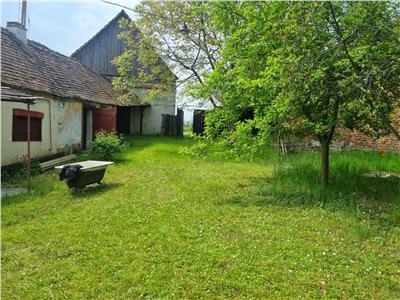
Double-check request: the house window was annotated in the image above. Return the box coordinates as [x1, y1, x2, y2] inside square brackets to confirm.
[12, 109, 44, 141]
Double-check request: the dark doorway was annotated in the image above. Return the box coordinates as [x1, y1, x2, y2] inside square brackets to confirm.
[193, 110, 206, 135]
[116, 107, 130, 134]
[82, 107, 87, 150]
[131, 107, 142, 135]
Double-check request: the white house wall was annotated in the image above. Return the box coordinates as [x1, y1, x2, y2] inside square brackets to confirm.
[1, 97, 83, 166]
[138, 87, 176, 135]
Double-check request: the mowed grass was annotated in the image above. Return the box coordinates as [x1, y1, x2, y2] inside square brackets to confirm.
[2, 136, 400, 299]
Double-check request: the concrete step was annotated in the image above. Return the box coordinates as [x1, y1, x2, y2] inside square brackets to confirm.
[39, 154, 77, 171]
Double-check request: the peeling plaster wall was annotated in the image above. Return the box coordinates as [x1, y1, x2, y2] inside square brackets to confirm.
[1, 97, 83, 166]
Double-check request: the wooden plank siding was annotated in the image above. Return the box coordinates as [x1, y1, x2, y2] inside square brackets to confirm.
[71, 10, 175, 82]
[71, 10, 178, 136]
[71, 12, 136, 77]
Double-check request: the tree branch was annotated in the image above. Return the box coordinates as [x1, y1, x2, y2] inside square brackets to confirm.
[328, 2, 361, 76]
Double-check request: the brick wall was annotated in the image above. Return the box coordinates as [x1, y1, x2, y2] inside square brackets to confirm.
[335, 111, 400, 151]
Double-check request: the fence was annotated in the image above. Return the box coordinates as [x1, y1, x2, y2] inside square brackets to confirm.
[193, 109, 206, 135]
[161, 109, 184, 137]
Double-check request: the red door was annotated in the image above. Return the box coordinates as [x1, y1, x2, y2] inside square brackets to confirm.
[92, 107, 117, 138]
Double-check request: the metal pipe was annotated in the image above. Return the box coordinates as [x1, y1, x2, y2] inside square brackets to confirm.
[21, 0, 27, 27]
[27, 102, 31, 192]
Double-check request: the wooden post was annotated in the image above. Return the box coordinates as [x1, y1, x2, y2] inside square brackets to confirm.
[321, 139, 329, 186]
[27, 102, 31, 192]
[140, 107, 144, 135]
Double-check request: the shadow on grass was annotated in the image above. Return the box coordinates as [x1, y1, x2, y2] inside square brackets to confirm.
[2, 183, 123, 208]
[223, 162, 400, 228]
[69, 182, 123, 198]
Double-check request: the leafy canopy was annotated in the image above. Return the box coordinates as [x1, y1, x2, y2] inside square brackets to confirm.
[196, 1, 400, 184]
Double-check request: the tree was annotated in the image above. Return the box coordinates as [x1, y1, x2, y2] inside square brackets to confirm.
[198, 1, 400, 185]
[110, 0, 225, 107]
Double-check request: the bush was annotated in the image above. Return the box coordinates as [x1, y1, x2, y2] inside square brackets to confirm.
[1, 162, 41, 183]
[222, 120, 268, 161]
[179, 135, 209, 158]
[89, 131, 125, 160]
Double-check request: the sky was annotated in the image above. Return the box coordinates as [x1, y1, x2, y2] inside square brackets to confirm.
[1, 0, 201, 109]
[1, 0, 140, 55]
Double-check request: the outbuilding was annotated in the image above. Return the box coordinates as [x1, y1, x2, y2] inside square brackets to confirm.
[71, 10, 178, 136]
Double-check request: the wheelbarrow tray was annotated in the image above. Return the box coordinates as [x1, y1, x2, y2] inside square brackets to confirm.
[55, 160, 114, 188]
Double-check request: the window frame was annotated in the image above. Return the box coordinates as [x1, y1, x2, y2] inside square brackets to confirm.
[12, 109, 44, 142]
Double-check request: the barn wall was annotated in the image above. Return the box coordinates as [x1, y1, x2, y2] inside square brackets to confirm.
[71, 20, 132, 77]
[141, 88, 176, 135]
[1, 97, 83, 166]
[71, 12, 178, 136]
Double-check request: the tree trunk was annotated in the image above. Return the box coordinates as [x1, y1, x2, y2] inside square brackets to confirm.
[321, 139, 330, 186]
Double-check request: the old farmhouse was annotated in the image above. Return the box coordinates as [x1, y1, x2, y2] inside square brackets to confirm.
[1, 22, 123, 166]
[71, 10, 177, 136]
[1, 11, 178, 167]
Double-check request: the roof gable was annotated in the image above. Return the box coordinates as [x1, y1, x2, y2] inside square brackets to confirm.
[71, 10, 177, 81]
[71, 10, 134, 77]
[71, 10, 131, 58]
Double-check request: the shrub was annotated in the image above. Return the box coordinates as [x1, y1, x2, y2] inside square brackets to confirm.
[89, 131, 125, 160]
[222, 120, 269, 161]
[179, 135, 209, 158]
[1, 161, 41, 183]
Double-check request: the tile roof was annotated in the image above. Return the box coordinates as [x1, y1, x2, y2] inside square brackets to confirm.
[1, 86, 42, 103]
[1, 27, 122, 106]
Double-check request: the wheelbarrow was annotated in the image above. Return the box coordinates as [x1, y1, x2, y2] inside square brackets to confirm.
[55, 160, 114, 188]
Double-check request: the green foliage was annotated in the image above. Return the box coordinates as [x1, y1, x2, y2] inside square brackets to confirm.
[222, 120, 267, 161]
[179, 135, 209, 158]
[88, 131, 126, 160]
[2, 137, 400, 298]
[203, 108, 232, 139]
[1, 162, 41, 184]
[112, 16, 176, 104]
[112, 1, 220, 106]
[194, 1, 400, 183]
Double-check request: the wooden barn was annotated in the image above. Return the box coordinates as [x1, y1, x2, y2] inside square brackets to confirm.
[71, 10, 178, 136]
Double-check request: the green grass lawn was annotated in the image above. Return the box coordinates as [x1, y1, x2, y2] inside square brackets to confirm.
[2, 137, 400, 298]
